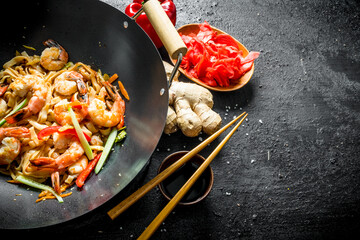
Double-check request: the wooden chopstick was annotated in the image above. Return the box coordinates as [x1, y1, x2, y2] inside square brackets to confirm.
[138, 113, 248, 239]
[107, 112, 247, 220]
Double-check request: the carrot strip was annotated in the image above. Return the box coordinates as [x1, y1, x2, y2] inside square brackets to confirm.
[7, 180, 19, 184]
[61, 192, 72, 198]
[108, 73, 119, 83]
[118, 80, 130, 101]
[35, 192, 72, 203]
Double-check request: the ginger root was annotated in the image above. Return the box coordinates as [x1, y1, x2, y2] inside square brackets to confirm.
[164, 81, 222, 137]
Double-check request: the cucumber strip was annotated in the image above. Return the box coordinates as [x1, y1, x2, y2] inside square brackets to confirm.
[68, 107, 94, 160]
[16, 175, 63, 203]
[0, 98, 28, 127]
[95, 127, 117, 174]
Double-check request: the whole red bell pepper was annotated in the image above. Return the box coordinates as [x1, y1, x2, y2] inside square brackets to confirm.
[125, 0, 176, 48]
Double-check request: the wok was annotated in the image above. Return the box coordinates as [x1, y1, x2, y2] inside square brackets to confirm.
[0, 0, 183, 229]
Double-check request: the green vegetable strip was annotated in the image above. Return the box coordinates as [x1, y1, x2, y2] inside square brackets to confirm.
[95, 127, 117, 174]
[0, 98, 28, 127]
[115, 129, 127, 143]
[68, 107, 94, 160]
[16, 175, 63, 203]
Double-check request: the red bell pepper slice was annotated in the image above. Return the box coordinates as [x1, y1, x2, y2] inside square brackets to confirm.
[60, 128, 91, 142]
[125, 0, 176, 49]
[37, 126, 61, 140]
[37, 126, 91, 141]
[76, 153, 102, 188]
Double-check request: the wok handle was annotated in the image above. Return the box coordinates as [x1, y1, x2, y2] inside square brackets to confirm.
[143, 0, 187, 60]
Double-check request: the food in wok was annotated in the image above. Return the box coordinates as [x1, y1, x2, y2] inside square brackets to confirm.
[0, 40, 126, 202]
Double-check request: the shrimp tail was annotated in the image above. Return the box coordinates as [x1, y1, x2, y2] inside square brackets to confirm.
[30, 157, 57, 168]
[0, 126, 30, 139]
[103, 81, 125, 116]
[51, 171, 61, 194]
[43, 39, 62, 49]
[5, 108, 31, 124]
[76, 80, 88, 103]
[103, 81, 119, 100]
[0, 84, 8, 97]
[68, 71, 89, 104]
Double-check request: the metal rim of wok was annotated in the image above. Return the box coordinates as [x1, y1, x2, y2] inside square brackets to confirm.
[0, 0, 168, 229]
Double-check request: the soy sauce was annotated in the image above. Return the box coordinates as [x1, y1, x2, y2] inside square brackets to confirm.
[161, 161, 211, 203]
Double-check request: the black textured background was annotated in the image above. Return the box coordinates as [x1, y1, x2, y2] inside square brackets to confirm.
[5, 0, 360, 239]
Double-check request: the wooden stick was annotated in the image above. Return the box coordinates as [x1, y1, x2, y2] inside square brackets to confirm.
[107, 112, 247, 220]
[138, 113, 248, 239]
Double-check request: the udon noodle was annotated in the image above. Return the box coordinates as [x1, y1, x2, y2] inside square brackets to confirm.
[0, 40, 125, 202]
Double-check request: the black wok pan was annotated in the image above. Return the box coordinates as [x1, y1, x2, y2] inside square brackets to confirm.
[0, 0, 183, 229]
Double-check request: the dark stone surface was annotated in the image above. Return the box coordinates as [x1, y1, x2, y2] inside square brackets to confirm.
[5, 0, 360, 239]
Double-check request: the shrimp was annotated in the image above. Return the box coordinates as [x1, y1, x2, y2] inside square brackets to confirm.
[29, 138, 84, 193]
[23, 163, 62, 193]
[53, 72, 89, 125]
[9, 74, 41, 98]
[40, 39, 69, 71]
[0, 127, 30, 165]
[53, 132, 71, 149]
[30, 138, 85, 170]
[6, 76, 48, 123]
[54, 71, 88, 98]
[88, 81, 125, 127]
[53, 98, 88, 125]
[54, 72, 78, 96]
[68, 155, 88, 175]
[29, 140, 86, 194]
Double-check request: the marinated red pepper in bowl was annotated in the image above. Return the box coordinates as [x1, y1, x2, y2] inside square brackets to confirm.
[176, 21, 260, 91]
[125, 0, 176, 49]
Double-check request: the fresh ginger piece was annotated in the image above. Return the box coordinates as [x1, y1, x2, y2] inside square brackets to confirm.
[162, 61, 221, 137]
[194, 103, 221, 135]
[164, 106, 178, 134]
[173, 95, 203, 137]
[167, 81, 221, 137]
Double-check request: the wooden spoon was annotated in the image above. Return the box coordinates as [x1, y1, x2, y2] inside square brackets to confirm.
[171, 23, 255, 92]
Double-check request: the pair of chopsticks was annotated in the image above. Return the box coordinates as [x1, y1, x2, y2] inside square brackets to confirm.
[107, 112, 248, 239]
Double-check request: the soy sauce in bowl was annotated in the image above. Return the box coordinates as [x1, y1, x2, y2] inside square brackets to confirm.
[158, 151, 214, 205]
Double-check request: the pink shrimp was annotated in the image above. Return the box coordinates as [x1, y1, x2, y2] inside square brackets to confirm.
[68, 155, 88, 175]
[53, 71, 89, 126]
[88, 81, 125, 127]
[0, 127, 30, 165]
[53, 99, 88, 126]
[29, 138, 85, 193]
[6, 80, 48, 124]
[54, 71, 88, 100]
[30, 138, 85, 170]
[40, 39, 69, 71]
